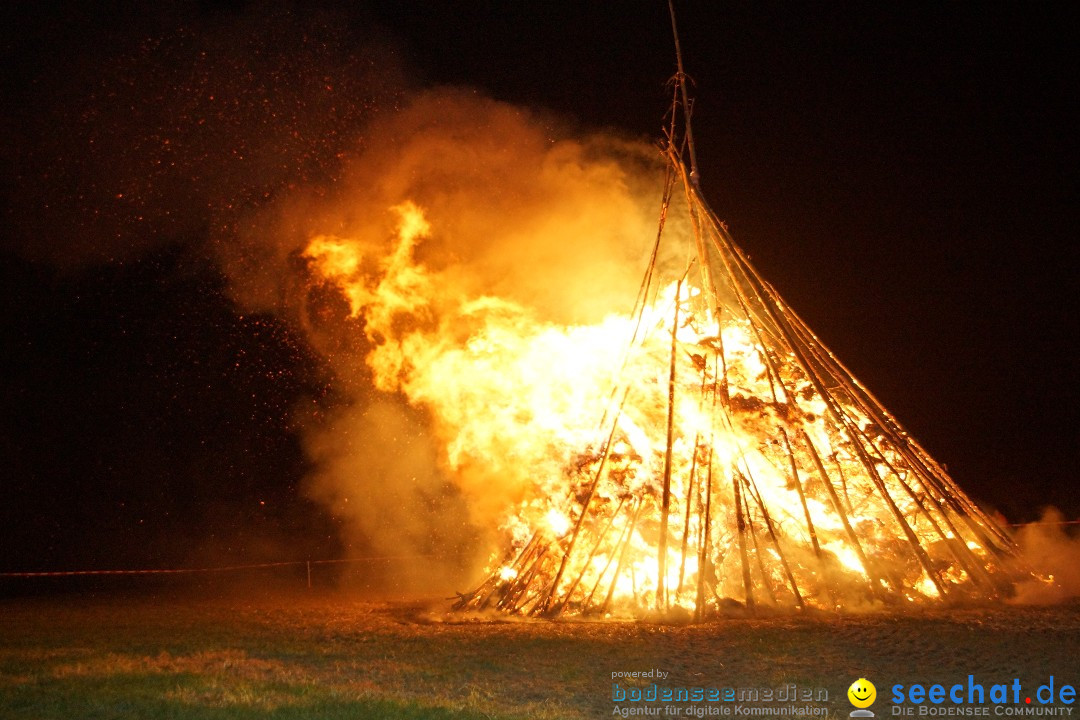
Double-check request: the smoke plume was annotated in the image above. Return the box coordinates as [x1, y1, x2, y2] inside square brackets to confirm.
[1010, 508, 1080, 604]
[220, 88, 672, 591]
[1, 2, 678, 591]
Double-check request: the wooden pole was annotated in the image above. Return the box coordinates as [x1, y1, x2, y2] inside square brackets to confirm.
[500, 548, 548, 612]
[781, 428, 822, 560]
[601, 501, 645, 614]
[676, 437, 700, 595]
[495, 541, 545, 611]
[468, 533, 539, 610]
[780, 428, 836, 606]
[743, 503, 778, 606]
[732, 469, 756, 610]
[835, 414, 949, 599]
[584, 500, 638, 612]
[539, 393, 628, 614]
[695, 444, 715, 621]
[554, 499, 627, 614]
[667, 0, 700, 185]
[833, 456, 854, 514]
[801, 429, 885, 599]
[862, 434, 994, 591]
[695, 351, 722, 621]
[657, 276, 683, 612]
[742, 467, 805, 609]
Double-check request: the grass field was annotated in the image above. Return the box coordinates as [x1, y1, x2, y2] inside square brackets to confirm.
[1, 590, 1078, 719]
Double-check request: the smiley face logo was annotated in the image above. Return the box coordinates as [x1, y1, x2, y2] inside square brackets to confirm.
[848, 678, 876, 708]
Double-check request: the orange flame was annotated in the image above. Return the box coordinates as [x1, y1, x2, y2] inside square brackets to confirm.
[304, 200, 1014, 617]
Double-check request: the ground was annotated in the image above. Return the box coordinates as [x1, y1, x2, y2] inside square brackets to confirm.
[1, 590, 1078, 719]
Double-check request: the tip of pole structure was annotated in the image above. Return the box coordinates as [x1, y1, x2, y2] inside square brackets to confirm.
[668, 0, 701, 187]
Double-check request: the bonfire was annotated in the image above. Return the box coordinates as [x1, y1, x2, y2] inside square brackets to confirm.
[302, 11, 1026, 619]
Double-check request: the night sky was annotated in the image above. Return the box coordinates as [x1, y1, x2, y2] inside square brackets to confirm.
[1, 1, 1076, 574]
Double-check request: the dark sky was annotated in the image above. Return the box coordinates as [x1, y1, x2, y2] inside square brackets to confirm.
[1, 1, 1077, 572]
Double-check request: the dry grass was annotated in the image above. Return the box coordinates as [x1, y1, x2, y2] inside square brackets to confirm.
[1, 591, 1078, 719]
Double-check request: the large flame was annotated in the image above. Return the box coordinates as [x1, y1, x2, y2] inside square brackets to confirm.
[303, 198, 1018, 617]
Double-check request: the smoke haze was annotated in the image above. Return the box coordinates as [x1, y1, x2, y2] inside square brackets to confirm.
[1011, 508, 1080, 604]
[222, 87, 673, 591]
[1, 3, 675, 590]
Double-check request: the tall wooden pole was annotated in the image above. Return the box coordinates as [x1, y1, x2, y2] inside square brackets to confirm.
[656, 277, 682, 611]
